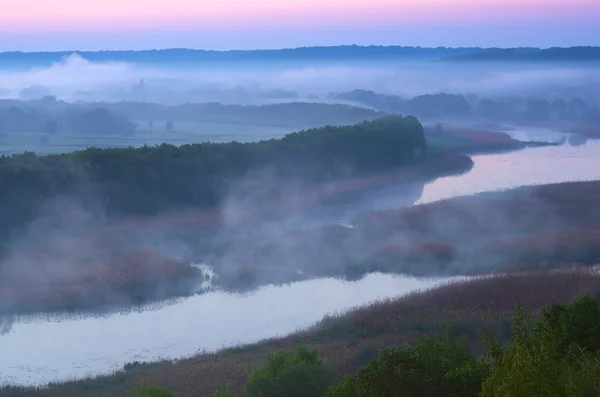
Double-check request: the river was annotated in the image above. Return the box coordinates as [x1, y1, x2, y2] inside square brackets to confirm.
[2, 137, 600, 386]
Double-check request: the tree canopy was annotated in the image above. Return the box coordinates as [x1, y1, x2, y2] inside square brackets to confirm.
[0, 115, 426, 241]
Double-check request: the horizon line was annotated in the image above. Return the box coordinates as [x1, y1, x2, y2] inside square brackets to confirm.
[1, 44, 598, 55]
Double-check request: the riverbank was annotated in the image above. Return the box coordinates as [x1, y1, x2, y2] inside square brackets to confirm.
[3, 267, 597, 396]
[205, 179, 600, 290]
[0, 124, 533, 316]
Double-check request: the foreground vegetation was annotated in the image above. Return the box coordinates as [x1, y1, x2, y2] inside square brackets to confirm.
[2, 267, 598, 396]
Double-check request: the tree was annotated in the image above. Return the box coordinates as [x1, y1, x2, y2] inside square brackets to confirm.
[214, 346, 336, 397]
[481, 294, 600, 397]
[43, 120, 59, 135]
[326, 332, 488, 397]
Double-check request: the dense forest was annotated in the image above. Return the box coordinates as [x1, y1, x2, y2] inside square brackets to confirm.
[0, 115, 426, 241]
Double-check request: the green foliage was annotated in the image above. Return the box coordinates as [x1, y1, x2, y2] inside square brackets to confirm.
[130, 384, 174, 397]
[214, 346, 336, 397]
[245, 346, 336, 397]
[213, 382, 237, 397]
[480, 293, 600, 397]
[0, 115, 425, 241]
[326, 332, 488, 397]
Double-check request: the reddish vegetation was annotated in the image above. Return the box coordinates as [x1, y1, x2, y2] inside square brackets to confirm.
[25, 268, 600, 397]
[426, 125, 523, 154]
[355, 180, 600, 273]
[0, 246, 196, 313]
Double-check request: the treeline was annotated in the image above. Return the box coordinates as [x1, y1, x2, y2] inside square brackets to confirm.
[0, 46, 484, 68]
[439, 46, 600, 62]
[0, 115, 425, 241]
[0, 98, 384, 136]
[329, 90, 600, 126]
[0, 104, 136, 137]
[132, 294, 600, 397]
[99, 101, 385, 128]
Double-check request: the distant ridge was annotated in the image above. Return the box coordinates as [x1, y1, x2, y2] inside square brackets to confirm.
[437, 46, 600, 62]
[2, 45, 599, 69]
[0, 46, 484, 68]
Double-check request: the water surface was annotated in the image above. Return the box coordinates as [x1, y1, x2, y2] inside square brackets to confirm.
[0, 273, 453, 386]
[3, 137, 600, 386]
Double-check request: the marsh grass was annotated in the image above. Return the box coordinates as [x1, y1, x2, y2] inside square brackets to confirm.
[3, 267, 599, 397]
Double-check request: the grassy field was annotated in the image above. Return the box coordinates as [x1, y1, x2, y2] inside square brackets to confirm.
[3, 267, 598, 397]
[0, 121, 294, 156]
[0, 120, 530, 157]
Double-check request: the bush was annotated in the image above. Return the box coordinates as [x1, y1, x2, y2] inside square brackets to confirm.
[325, 332, 488, 397]
[213, 346, 336, 397]
[480, 294, 600, 397]
[130, 384, 174, 397]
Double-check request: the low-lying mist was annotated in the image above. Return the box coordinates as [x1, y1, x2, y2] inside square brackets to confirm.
[1, 54, 599, 105]
[2, 139, 598, 318]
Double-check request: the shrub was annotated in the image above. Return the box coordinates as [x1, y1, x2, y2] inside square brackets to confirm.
[214, 346, 336, 397]
[481, 294, 600, 397]
[325, 331, 488, 397]
[130, 384, 174, 397]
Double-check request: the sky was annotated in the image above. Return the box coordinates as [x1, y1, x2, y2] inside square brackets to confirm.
[0, 0, 599, 51]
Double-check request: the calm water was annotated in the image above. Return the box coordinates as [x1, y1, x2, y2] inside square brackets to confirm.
[0, 273, 454, 386]
[2, 137, 600, 386]
[417, 139, 600, 205]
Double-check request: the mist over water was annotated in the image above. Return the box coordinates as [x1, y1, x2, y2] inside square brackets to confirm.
[2, 48, 600, 388]
[2, 137, 600, 386]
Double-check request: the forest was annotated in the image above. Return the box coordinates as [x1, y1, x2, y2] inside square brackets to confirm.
[0, 115, 426, 242]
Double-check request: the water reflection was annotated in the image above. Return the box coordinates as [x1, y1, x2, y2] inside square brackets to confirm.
[416, 139, 600, 205]
[3, 136, 600, 386]
[0, 273, 457, 386]
[0, 315, 13, 335]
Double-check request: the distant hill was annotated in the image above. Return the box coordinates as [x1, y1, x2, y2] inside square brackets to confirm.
[3, 45, 599, 69]
[437, 46, 600, 62]
[0, 46, 485, 68]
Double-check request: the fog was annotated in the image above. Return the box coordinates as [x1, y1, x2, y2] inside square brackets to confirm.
[1, 54, 599, 104]
[1, 49, 600, 320]
[3, 138, 600, 320]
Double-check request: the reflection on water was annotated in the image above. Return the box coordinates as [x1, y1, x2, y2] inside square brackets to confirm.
[0, 273, 457, 386]
[3, 136, 600, 386]
[0, 316, 13, 335]
[416, 140, 600, 205]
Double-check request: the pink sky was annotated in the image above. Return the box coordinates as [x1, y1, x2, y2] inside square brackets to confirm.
[1, 0, 598, 50]
[3, 0, 599, 31]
